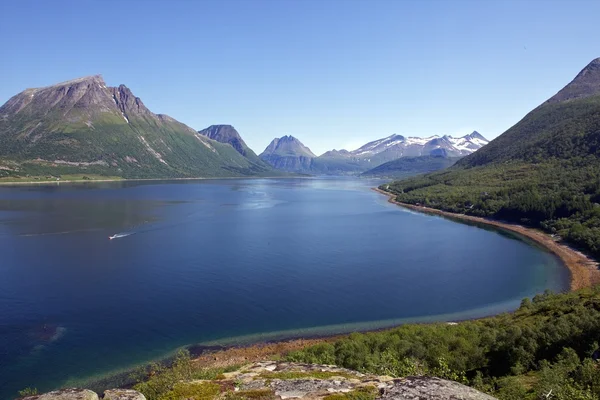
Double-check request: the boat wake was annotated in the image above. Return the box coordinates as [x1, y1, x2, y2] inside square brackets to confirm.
[109, 233, 133, 240]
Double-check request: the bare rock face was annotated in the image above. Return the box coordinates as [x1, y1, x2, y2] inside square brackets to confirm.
[21, 388, 99, 400]
[381, 376, 497, 399]
[225, 361, 497, 400]
[102, 389, 146, 400]
[198, 125, 249, 156]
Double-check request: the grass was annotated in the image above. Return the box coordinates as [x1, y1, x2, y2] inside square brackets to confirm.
[224, 389, 277, 400]
[0, 174, 124, 183]
[157, 381, 221, 400]
[323, 386, 378, 400]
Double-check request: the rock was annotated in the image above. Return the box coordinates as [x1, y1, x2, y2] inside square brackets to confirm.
[21, 388, 99, 400]
[22, 362, 497, 400]
[102, 389, 146, 400]
[382, 376, 497, 399]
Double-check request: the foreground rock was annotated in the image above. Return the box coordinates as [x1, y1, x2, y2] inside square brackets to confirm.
[20, 388, 146, 400]
[21, 389, 100, 400]
[21, 362, 494, 399]
[102, 389, 146, 400]
[227, 361, 496, 400]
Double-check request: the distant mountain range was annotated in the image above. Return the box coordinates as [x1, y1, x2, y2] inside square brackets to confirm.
[0, 76, 274, 179]
[258, 131, 489, 175]
[0, 75, 488, 180]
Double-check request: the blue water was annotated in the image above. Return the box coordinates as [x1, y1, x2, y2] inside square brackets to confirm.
[0, 178, 568, 397]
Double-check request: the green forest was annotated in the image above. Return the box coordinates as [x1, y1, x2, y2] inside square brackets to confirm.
[382, 158, 600, 258]
[287, 287, 600, 400]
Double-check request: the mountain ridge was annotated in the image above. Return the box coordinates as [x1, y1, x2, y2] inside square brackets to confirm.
[0, 76, 274, 179]
[545, 57, 600, 104]
[258, 131, 488, 175]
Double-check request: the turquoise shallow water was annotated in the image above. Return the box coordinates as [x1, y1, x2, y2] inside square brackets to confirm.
[0, 177, 568, 397]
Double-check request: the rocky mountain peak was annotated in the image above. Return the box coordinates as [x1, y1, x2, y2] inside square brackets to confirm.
[261, 135, 316, 158]
[111, 84, 152, 117]
[198, 125, 249, 156]
[546, 57, 600, 103]
[467, 130, 483, 138]
[48, 74, 106, 87]
[0, 74, 115, 118]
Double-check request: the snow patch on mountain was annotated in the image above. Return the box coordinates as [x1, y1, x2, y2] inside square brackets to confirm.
[350, 132, 488, 158]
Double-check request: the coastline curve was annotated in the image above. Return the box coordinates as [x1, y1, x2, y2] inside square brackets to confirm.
[373, 187, 599, 290]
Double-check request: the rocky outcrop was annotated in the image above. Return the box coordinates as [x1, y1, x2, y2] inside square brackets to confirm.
[227, 361, 496, 400]
[21, 388, 100, 400]
[21, 362, 495, 400]
[102, 389, 146, 400]
[20, 388, 145, 400]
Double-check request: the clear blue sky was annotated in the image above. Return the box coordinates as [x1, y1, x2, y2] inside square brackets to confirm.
[1, 0, 598, 155]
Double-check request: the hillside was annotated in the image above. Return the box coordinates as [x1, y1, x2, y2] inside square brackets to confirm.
[198, 124, 272, 168]
[0, 76, 273, 180]
[361, 154, 461, 178]
[384, 57, 600, 258]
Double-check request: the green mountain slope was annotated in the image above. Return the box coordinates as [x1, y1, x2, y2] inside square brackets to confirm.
[361, 154, 461, 178]
[385, 58, 600, 257]
[198, 124, 272, 168]
[0, 76, 273, 179]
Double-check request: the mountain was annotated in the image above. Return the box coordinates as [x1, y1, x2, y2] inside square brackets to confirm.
[259, 135, 316, 172]
[260, 132, 488, 175]
[313, 132, 488, 175]
[384, 57, 600, 258]
[198, 124, 271, 167]
[349, 131, 488, 159]
[0, 76, 274, 180]
[361, 154, 461, 178]
[458, 58, 600, 167]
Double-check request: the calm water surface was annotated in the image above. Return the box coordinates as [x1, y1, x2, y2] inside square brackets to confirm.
[0, 178, 568, 396]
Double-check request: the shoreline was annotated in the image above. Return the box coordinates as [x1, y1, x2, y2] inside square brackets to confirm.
[372, 187, 600, 291]
[0, 174, 307, 186]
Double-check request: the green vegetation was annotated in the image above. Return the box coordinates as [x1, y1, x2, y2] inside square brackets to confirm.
[17, 387, 38, 397]
[381, 88, 600, 258]
[0, 79, 277, 180]
[323, 386, 378, 400]
[131, 350, 239, 400]
[224, 389, 277, 400]
[286, 287, 600, 399]
[157, 382, 221, 400]
[384, 158, 600, 258]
